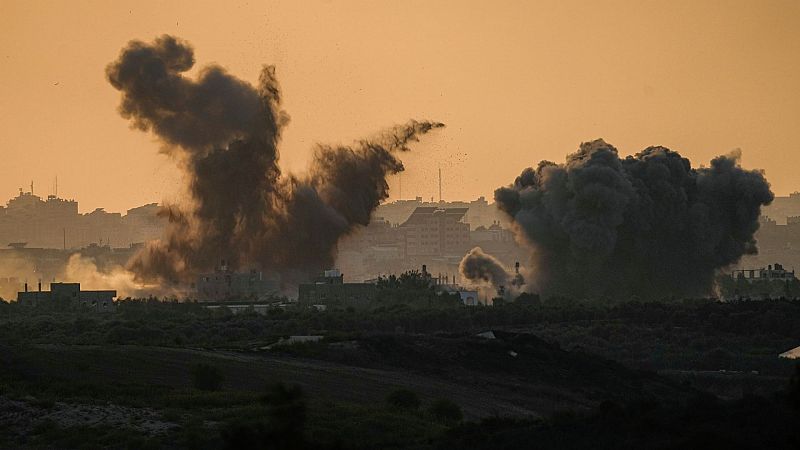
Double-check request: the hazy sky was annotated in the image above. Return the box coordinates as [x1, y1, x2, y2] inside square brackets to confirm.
[2, 0, 799, 213]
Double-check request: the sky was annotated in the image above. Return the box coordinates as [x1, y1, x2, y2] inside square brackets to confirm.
[1, 0, 799, 214]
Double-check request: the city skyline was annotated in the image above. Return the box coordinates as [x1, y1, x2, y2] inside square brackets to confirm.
[3, 0, 800, 213]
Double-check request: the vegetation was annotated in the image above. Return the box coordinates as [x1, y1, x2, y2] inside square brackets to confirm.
[717, 273, 800, 299]
[1, 297, 799, 448]
[386, 388, 421, 410]
[191, 363, 225, 392]
[427, 398, 463, 423]
[375, 269, 463, 307]
[436, 389, 800, 449]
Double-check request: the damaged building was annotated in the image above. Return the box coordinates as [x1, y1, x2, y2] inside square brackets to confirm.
[17, 282, 116, 312]
[297, 269, 378, 309]
[194, 261, 280, 302]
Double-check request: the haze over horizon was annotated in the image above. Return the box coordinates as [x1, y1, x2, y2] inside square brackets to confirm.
[2, 0, 800, 214]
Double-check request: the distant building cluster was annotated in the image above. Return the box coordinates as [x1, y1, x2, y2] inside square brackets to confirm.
[337, 197, 525, 283]
[298, 265, 480, 310]
[17, 281, 116, 312]
[0, 188, 165, 249]
[732, 263, 797, 283]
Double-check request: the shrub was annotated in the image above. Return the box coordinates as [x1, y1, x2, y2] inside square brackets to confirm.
[221, 383, 307, 450]
[261, 382, 307, 436]
[190, 363, 224, 391]
[386, 388, 421, 410]
[427, 398, 463, 423]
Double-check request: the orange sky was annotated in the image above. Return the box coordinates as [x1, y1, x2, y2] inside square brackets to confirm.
[2, 0, 799, 213]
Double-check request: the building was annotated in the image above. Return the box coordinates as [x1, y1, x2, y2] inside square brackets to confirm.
[470, 221, 527, 268]
[400, 207, 471, 259]
[457, 290, 479, 306]
[0, 188, 166, 249]
[731, 263, 797, 283]
[195, 262, 280, 302]
[761, 192, 800, 224]
[375, 196, 509, 230]
[298, 269, 379, 308]
[123, 203, 164, 243]
[17, 282, 116, 311]
[335, 217, 405, 281]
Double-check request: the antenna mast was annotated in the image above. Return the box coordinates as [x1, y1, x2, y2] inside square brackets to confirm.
[438, 167, 442, 202]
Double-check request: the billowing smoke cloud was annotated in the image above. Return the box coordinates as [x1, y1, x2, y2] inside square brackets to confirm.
[459, 247, 525, 299]
[460, 247, 511, 290]
[61, 254, 170, 299]
[106, 35, 443, 284]
[495, 139, 773, 299]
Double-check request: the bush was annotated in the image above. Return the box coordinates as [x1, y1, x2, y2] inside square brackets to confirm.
[386, 388, 421, 410]
[427, 398, 463, 423]
[190, 363, 224, 391]
[261, 382, 307, 437]
[221, 383, 308, 450]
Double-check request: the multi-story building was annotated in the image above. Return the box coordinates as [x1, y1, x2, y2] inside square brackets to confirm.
[336, 217, 405, 281]
[469, 221, 527, 267]
[375, 196, 508, 230]
[123, 203, 164, 243]
[195, 262, 281, 302]
[0, 189, 165, 249]
[400, 206, 471, 259]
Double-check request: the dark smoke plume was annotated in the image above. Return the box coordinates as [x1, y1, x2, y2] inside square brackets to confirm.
[106, 35, 443, 284]
[459, 247, 512, 291]
[495, 139, 773, 299]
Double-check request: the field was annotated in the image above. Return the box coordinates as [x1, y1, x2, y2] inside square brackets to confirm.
[1, 298, 799, 448]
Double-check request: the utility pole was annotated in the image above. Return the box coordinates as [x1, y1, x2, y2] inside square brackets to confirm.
[438, 167, 442, 202]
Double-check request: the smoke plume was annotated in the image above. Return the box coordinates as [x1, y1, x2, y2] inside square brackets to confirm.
[460, 247, 511, 289]
[61, 254, 168, 299]
[495, 139, 773, 299]
[106, 35, 443, 284]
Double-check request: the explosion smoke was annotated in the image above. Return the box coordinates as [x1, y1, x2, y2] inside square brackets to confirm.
[106, 35, 443, 284]
[460, 247, 511, 289]
[459, 247, 525, 300]
[495, 139, 773, 299]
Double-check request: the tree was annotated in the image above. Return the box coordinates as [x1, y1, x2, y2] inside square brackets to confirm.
[386, 388, 421, 410]
[190, 363, 224, 391]
[261, 382, 307, 440]
[221, 382, 308, 450]
[427, 398, 463, 423]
